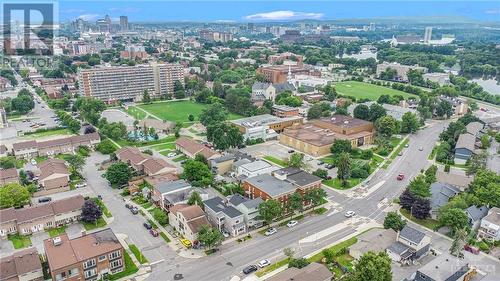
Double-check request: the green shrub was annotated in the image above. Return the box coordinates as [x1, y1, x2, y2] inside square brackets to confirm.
[351, 168, 369, 179]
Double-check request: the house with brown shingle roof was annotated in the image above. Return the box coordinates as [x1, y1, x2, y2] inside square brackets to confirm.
[0, 168, 19, 185]
[0, 247, 43, 281]
[36, 159, 70, 196]
[266, 262, 332, 281]
[142, 158, 176, 176]
[12, 140, 38, 159]
[0, 195, 84, 237]
[44, 228, 124, 281]
[116, 146, 176, 176]
[168, 204, 209, 242]
[175, 137, 220, 160]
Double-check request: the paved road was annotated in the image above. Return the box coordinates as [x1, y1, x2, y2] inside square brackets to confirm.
[144, 120, 486, 281]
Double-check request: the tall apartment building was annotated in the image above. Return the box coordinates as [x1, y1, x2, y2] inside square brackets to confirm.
[78, 63, 184, 103]
[424, 27, 433, 44]
[119, 16, 129, 31]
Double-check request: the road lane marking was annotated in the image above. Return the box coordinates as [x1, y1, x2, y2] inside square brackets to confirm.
[150, 259, 165, 266]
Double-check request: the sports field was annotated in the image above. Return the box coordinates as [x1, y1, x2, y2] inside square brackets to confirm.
[335, 81, 417, 100]
[136, 101, 241, 123]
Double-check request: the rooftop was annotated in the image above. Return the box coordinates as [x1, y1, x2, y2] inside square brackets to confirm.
[266, 262, 333, 281]
[231, 114, 302, 128]
[416, 253, 469, 281]
[203, 197, 243, 218]
[240, 160, 274, 172]
[155, 179, 191, 195]
[455, 133, 476, 151]
[0, 247, 42, 280]
[430, 182, 461, 210]
[399, 225, 427, 244]
[244, 174, 296, 198]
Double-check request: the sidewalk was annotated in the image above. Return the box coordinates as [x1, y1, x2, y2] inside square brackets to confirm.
[128, 200, 204, 259]
[115, 233, 152, 281]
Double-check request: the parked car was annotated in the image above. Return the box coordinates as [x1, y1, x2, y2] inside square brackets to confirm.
[30, 159, 37, 165]
[404, 143, 409, 148]
[287, 220, 298, 228]
[326, 164, 334, 169]
[97, 195, 103, 200]
[258, 259, 271, 268]
[398, 151, 403, 156]
[222, 230, 230, 238]
[317, 161, 324, 165]
[419, 147, 423, 151]
[180, 238, 192, 248]
[125, 203, 132, 209]
[130, 207, 139, 215]
[75, 182, 87, 188]
[397, 174, 404, 181]
[38, 197, 51, 203]
[288, 150, 295, 153]
[167, 152, 176, 158]
[149, 229, 159, 237]
[264, 227, 277, 236]
[344, 211, 356, 218]
[242, 265, 258, 274]
[143, 222, 152, 229]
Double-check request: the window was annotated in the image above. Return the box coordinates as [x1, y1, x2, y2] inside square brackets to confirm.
[110, 259, 123, 269]
[83, 259, 96, 269]
[84, 268, 97, 279]
[98, 255, 106, 262]
[68, 268, 79, 277]
[55, 272, 66, 281]
[109, 250, 121, 260]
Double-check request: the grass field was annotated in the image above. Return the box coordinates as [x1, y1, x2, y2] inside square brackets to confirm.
[335, 81, 417, 100]
[137, 101, 241, 123]
[23, 128, 72, 138]
[263, 156, 287, 167]
[125, 107, 147, 120]
[8, 234, 32, 249]
[400, 208, 440, 230]
[48, 226, 67, 238]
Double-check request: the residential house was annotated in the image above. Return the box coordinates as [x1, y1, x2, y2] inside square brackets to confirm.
[116, 147, 176, 176]
[386, 225, 431, 264]
[0, 195, 84, 237]
[410, 253, 476, 281]
[151, 179, 191, 210]
[228, 194, 263, 229]
[36, 159, 70, 196]
[236, 160, 279, 179]
[203, 197, 246, 237]
[209, 154, 236, 175]
[44, 228, 124, 281]
[435, 169, 473, 191]
[168, 204, 210, 243]
[175, 137, 220, 160]
[465, 205, 489, 231]
[13, 133, 101, 159]
[266, 262, 332, 281]
[350, 228, 397, 260]
[430, 182, 461, 219]
[454, 133, 476, 164]
[0, 247, 43, 281]
[477, 207, 500, 241]
[0, 168, 19, 185]
[466, 122, 484, 137]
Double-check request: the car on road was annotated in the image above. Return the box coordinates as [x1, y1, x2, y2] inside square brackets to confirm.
[264, 227, 277, 236]
[30, 159, 37, 165]
[222, 230, 230, 238]
[38, 197, 52, 203]
[258, 259, 271, 268]
[288, 149, 295, 153]
[419, 147, 423, 151]
[75, 182, 87, 188]
[143, 222, 152, 229]
[480, 108, 488, 112]
[125, 203, 132, 209]
[344, 211, 356, 218]
[404, 144, 409, 148]
[180, 238, 192, 248]
[130, 207, 139, 215]
[398, 151, 403, 156]
[149, 229, 159, 237]
[97, 195, 103, 200]
[287, 220, 298, 228]
[242, 265, 258, 274]
[397, 174, 404, 181]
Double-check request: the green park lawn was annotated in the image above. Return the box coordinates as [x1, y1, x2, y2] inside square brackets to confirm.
[137, 101, 241, 123]
[8, 234, 32, 249]
[323, 178, 362, 190]
[23, 128, 72, 139]
[149, 142, 176, 151]
[125, 107, 147, 120]
[335, 81, 417, 101]
[263, 156, 287, 167]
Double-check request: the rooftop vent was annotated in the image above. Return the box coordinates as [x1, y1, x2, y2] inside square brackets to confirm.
[52, 237, 62, 246]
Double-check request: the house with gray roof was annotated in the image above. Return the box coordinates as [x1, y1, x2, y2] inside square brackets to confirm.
[203, 197, 246, 236]
[411, 253, 474, 281]
[465, 121, 484, 136]
[228, 194, 264, 229]
[465, 205, 489, 231]
[251, 82, 276, 103]
[430, 182, 461, 219]
[454, 133, 476, 164]
[387, 225, 431, 264]
[151, 179, 192, 210]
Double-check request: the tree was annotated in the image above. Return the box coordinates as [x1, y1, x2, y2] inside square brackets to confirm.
[288, 258, 310, 269]
[207, 123, 243, 150]
[84, 126, 96, 134]
[436, 100, 453, 118]
[375, 115, 398, 138]
[368, 103, 387, 122]
[199, 103, 228, 127]
[197, 225, 223, 250]
[439, 208, 468, 236]
[188, 114, 195, 121]
[181, 160, 213, 187]
[142, 89, 151, 103]
[411, 198, 431, 219]
[400, 112, 420, 133]
[353, 104, 370, 120]
[307, 102, 331, 119]
[408, 175, 431, 198]
[380, 67, 397, 80]
[287, 192, 303, 215]
[74, 97, 106, 125]
[105, 162, 132, 186]
[424, 165, 438, 184]
[466, 151, 488, 176]
[152, 208, 168, 226]
[66, 154, 85, 173]
[287, 153, 306, 169]
[312, 169, 328, 179]
[383, 212, 406, 232]
[0, 156, 18, 169]
[330, 139, 352, 154]
[304, 188, 327, 210]
[337, 152, 351, 186]
[0, 183, 30, 208]
[348, 252, 392, 281]
[174, 80, 186, 99]
[450, 228, 468, 257]
[188, 191, 204, 209]
[11, 95, 34, 114]
[96, 140, 117, 154]
[258, 199, 283, 225]
[81, 199, 102, 223]
[276, 91, 302, 107]
[283, 247, 295, 259]
[399, 188, 415, 211]
[475, 182, 500, 208]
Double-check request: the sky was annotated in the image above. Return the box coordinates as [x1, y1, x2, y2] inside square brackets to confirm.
[55, 1, 500, 22]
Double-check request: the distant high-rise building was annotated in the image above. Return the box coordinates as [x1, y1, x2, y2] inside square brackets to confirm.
[120, 16, 129, 31]
[78, 63, 184, 103]
[424, 27, 433, 44]
[369, 22, 375, 31]
[96, 14, 112, 32]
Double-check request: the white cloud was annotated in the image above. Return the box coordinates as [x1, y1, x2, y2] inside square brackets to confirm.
[107, 7, 141, 13]
[78, 14, 100, 21]
[485, 9, 500, 15]
[245, 10, 323, 21]
[63, 9, 85, 14]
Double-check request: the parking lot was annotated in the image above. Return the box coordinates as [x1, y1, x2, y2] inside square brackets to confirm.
[102, 109, 136, 130]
